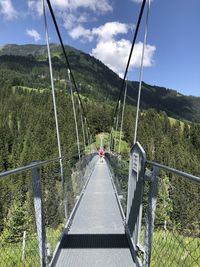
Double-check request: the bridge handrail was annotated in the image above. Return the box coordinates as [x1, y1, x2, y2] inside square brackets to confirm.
[0, 157, 62, 179]
[146, 160, 200, 184]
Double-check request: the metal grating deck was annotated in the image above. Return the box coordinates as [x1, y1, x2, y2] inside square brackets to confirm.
[52, 159, 135, 267]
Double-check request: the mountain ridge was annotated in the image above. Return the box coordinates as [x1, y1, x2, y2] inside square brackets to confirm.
[1, 44, 200, 122]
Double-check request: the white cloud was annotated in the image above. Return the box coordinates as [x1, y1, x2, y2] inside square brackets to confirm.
[26, 29, 41, 42]
[0, 0, 17, 20]
[68, 21, 155, 76]
[63, 13, 88, 30]
[28, 0, 42, 16]
[69, 25, 93, 42]
[28, 0, 112, 16]
[132, 41, 156, 67]
[52, 0, 112, 13]
[75, 0, 112, 13]
[69, 22, 130, 42]
[91, 38, 156, 77]
[92, 22, 131, 41]
[92, 39, 131, 76]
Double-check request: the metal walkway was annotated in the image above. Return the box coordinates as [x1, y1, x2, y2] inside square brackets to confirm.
[52, 159, 135, 267]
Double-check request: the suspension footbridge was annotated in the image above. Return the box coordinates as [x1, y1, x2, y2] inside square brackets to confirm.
[0, 0, 200, 266]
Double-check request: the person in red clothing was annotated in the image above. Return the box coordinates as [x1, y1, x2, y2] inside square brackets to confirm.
[99, 147, 105, 162]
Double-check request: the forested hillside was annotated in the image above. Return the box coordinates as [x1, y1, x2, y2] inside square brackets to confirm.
[1, 43, 200, 174]
[1, 84, 200, 175]
[1, 44, 200, 122]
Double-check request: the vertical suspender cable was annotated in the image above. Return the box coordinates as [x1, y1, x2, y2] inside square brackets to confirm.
[43, 0, 64, 184]
[134, 0, 151, 144]
[90, 134, 93, 153]
[114, 100, 121, 152]
[79, 99, 86, 151]
[108, 127, 113, 153]
[85, 117, 89, 145]
[67, 69, 81, 159]
[118, 80, 128, 154]
[115, 100, 121, 133]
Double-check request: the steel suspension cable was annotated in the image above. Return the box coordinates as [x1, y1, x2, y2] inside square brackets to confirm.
[45, 0, 91, 137]
[112, 0, 147, 124]
[68, 69, 81, 159]
[118, 80, 128, 154]
[43, 0, 64, 183]
[134, 0, 151, 144]
[115, 100, 121, 133]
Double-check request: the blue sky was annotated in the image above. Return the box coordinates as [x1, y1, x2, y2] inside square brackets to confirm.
[0, 0, 200, 96]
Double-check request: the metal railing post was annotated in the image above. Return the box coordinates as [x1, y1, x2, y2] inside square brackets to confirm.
[32, 165, 47, 267]
[126, 142, 146, 263]
[143, 166, 160, 267]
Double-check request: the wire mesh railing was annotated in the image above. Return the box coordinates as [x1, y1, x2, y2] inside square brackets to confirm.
[0, 153, 97, 267]
[0, 159, 59, 267]
[105, 153, 129, 215]
[41, 160, 65, 265]
[65, 153, 98, 215]
[0, 170, 39, 266]
[125, 142, 200, 267]
[147, 164, 200, 267]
